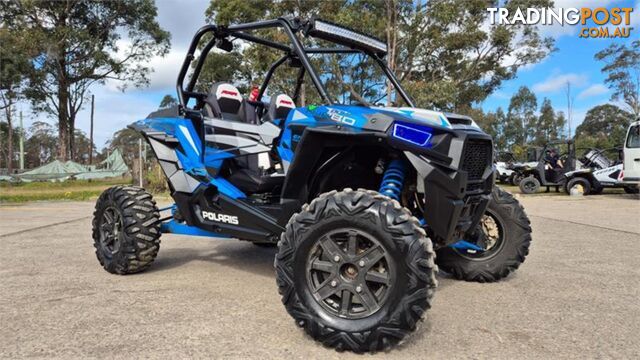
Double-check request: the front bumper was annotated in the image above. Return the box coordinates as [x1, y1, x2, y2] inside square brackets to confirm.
[404, 130, 494, 247]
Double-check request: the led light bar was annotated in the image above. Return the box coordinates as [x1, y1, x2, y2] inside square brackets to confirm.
[309, 19, 387, 56]
[392, 122, 433, 147]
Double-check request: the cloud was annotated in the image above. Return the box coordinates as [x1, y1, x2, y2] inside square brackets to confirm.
[532, 73, 588, 93]
[577, 84, 609, 99]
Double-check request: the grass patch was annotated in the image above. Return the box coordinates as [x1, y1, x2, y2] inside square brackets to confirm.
[0, 178, 133, 203]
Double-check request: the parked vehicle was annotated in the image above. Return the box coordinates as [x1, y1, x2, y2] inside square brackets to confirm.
[564, 148, 637, 195]
[623, 120, 640, 186]
[518, 141, 576, 194]
[507, 146, 542, 186]
[91, 17, 532, 353]
[495, 152, 515, 184]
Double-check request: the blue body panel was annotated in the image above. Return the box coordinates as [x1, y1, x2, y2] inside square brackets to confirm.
[132, 117, 246, 199]
[277, 105, 452, 165]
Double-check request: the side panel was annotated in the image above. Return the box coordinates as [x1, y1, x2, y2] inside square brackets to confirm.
[130, 117, 283, 241]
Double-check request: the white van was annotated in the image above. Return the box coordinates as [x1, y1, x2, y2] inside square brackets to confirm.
[623, 120, 640, 184]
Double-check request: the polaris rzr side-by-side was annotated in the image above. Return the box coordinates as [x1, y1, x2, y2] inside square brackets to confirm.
[92, 17, 532, 353]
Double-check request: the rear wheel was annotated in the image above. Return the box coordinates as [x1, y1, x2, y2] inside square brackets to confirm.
[275, 189, 437, 353]
[436, 187, 532, 282]
[519, 176, 540, 194]
[92, 186, 161, 274]
[624, 185, 639, 194]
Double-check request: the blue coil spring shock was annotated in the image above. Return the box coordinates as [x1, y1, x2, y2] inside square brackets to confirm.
[378, 159, 405, 201]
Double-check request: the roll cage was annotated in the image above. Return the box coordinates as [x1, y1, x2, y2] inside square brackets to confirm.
[176, 16, 415, 112]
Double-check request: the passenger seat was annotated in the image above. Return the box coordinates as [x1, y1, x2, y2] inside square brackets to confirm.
[263, 94, 295, 124]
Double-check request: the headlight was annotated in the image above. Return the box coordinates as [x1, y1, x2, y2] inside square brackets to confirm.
[392, 121, 433, 147]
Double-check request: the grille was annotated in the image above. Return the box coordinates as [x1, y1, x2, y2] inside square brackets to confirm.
[461, 139, 492, 181]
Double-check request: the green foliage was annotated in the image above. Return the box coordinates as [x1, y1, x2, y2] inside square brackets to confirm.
[0, 177, 134, 203]
[104, 128, 145, 170]
[595, 40, 640, 116]
[202, 0, 555, 110]
[575, 104, 632, 149]
[506, 86, 537, 147]
[159, 95, 178, 109]
[144, 160, 168, 193]
[0, 0, 170, 160]
[533, 98, 565, 145]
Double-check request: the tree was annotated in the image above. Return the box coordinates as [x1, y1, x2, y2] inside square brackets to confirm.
[159, 94, 178, 109]
[72, 129, 95, 164]
[204, 0, 555, 111]
[1, 0, 170, 161]
[575, 104, 632, 148]
[533, 98, 564, 145]
[0, 27, 30, 173]
[104, 127, 144, 170]
[595, 40, 640, 116]
[24, 121, 58, 168]
[506, 86, 537, 147]
[395, 0, 555, 110]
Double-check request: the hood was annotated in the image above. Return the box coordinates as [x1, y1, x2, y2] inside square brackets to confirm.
[300, 104, 463, 132]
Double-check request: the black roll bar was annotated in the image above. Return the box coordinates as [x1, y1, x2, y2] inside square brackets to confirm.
[258, 55, 290, 101]
[176, 17, 412, 110]
[176, 25, 217, 108]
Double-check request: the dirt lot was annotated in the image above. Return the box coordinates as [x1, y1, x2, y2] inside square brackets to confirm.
[1, 192, 639, 359]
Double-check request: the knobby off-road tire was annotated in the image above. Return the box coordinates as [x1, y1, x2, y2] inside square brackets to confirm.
[275, 189, 437, 353]
[519, 176, 540, 194]
[436, 187, 532, 282]
[92, 186, 161, 274]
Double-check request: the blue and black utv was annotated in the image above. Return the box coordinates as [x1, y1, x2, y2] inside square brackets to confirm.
[92, 17, 532, 353]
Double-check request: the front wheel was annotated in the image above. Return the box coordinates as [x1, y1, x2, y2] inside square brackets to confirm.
[92, 186, 161, 274]
[519, 176, 540, 194]
[436, 187, 532, 282]
[275, 189, 437, 353]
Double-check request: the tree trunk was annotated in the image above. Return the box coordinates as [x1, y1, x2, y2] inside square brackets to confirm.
[69, 111, 75, 161]
[57, 81, 69, 161]
[385, 0, 397, 106]
[5, 106, 13, 174]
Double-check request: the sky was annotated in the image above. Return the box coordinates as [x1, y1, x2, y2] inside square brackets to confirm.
[12, 0, 640, 150]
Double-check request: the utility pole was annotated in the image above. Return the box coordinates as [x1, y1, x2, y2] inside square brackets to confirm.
[19, 111, 24, 170]
[138, 138, 143, 187]
[89, 95, 94, 165]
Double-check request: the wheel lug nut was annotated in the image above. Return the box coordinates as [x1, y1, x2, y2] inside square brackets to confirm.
[355, 285, 362, 293]
[358, 260, 365, 267]
[333, 255, 341, 262]
[331, 280, 338, 287]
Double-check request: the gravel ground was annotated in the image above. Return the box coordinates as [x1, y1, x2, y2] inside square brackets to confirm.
[0, 192, 638, 359]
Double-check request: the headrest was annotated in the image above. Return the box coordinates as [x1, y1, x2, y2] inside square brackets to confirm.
[204, 82, 243, 118]
[268, 94, 295, 121]
[214, 83, 243, 104]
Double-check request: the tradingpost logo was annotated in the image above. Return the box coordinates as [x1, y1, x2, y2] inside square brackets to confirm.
[487, 7, 634, 39]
